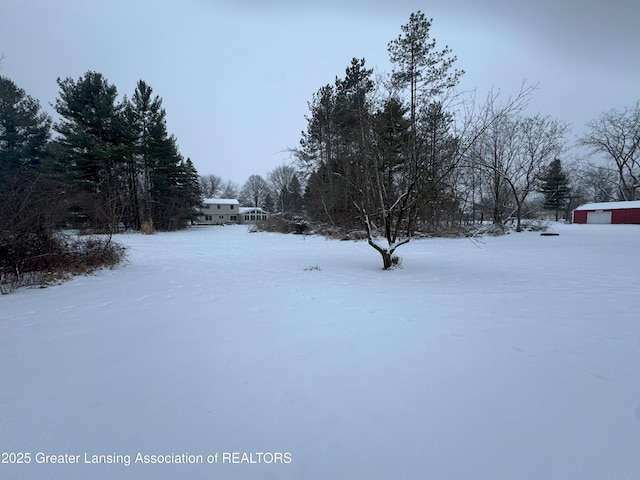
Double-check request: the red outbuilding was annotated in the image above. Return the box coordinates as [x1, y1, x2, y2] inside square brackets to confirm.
[572, 201, 640, 224]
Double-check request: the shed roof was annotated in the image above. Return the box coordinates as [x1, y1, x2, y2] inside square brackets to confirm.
[574, 200, 640, 211]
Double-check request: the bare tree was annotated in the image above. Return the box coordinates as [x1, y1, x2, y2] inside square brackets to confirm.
[356, 82, 536, 267]
[463, 86, 565, 231]
[467, 112, 520, 226]
[219, 180, 239, 199]
[239, 174, 270, 207]
[268, 164, 298, 214]
[509, 115, 568, 230]
[199, 174, 223, 198]
[579, 101, 640, 200]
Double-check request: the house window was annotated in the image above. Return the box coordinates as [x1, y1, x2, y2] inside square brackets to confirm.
[244, 215, 250, 221]
[217, 204, 221, 209]
[251, 215, 256, 221]
[205, 215, 212, 221]
[204, 204, 210, 209]
[230, 205, 234, 209]
[218, 215, 225, 220]
[230, 215, 237, 221]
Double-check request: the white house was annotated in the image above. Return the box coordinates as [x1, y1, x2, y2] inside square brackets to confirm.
[197, 199, 270, 225]
[198, 198, 239, 224]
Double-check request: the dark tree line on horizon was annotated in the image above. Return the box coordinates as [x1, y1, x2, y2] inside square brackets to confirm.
[199, 166, 304, 219]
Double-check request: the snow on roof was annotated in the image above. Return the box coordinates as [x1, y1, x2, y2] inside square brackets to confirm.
[202, 198, 239, 205]
[239, 207, 268, 213]
[574, 200, 640, 211]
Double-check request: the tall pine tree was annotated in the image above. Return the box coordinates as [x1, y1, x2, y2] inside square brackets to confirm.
[54, 74, 201, 231]
[0, 76, 51, 176]
[54, 71, 128, 231]
[1, 75, 52, 235]
[124, 81, 201, 230]
[540, 158, 570, 221]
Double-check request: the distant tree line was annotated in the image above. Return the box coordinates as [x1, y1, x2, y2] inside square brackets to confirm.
[199, 164, 304, 218]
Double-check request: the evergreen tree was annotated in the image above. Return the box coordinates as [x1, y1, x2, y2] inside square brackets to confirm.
[0, 76, 51, 176]
[267, 164, 304, 216]
[54, 74, 201, 231]
[331, 58, 375, 228]
[287, 173, 303, 216]
[298, 84, 341, 224]
[123, 80, 185, 229]
[0, 76, 66, 234]
[297, 13, 464, 268]
[412, 101, 460, 230]
[388, 11, 463, 165]
[263, 193, 275, 213]
[54, 71, 127, 231]
[0, 76, 72, 286]
[0, 76, 52, 237]
[180, 157, 203, 222]
[146, 136, 200, 230]
[540, 158, 571, 220]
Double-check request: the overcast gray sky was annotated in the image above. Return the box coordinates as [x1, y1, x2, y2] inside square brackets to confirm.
[1, 0, 638, 184]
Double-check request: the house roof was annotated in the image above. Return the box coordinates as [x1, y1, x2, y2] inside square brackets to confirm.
[240, 207, 268, 214]
[202, 198, 239, 205]
[574, 200, 640, 211]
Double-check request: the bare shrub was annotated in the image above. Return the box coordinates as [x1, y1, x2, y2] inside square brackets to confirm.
[252, 215, 311, 235]
[140, 219, 155, 235]
[0, 232, 125, 294]
[518, 219, 550, 232]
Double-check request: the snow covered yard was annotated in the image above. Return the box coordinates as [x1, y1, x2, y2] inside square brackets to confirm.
[1, 223, 639, 480]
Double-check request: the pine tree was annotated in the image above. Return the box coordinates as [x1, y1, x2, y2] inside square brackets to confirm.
[180, 157, 203, 223]
[540, 158, 570, 221]
[388, 10, 463, 166]
[123, 80, 176, 229]
[54, 71, 127, 231]
[0, 76, 51, 232]
[288, 173, 303, 216]
[0, 76, 51, 176]
[263, 193, 275, 213]
[0, 76, 70, 286]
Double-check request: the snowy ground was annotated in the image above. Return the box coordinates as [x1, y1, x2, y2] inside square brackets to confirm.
[1, 223, 639, 480]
